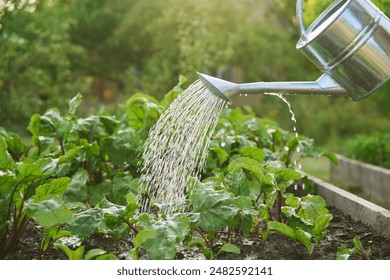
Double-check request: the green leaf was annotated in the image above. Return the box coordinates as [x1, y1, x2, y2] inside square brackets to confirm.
[353, 236, 363, 253]
[55, 244, 85, 260]
[240, 146, 265, 162]
[126, 93, 162, 130]
[67, 208, 104, 239]
[25, 196, 74, 229]
[299, 195, 329, 222]
[336, 247, 352, 260]
[190, 182, 238, 231]
[64, 169, 89, 203]
[16, 163, 43, 183]
[68, 93, 82, 115]
[0, 137, 14, 169]
[133, 228, 158, 248]
[110, 173, 134, 205]
[137, 216, 191, 260]
[312, 214, 332, 236]
[278, 168, 301, 181]
[84, 248, 108, 260]
[211, 147, 229, 165]
[0, 129, 26, 161]
[0, 170, 16, 228]
[217, 243, 241, 255]
[295, 228, 314, 255]
[34, 177, 71, 202]
[265, 221, 295, 240]
[228, 157, 263, 181]
[228, 169, 251, 196]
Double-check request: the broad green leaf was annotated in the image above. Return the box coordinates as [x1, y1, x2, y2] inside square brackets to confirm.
[0, 170, 16, 226]
[55, 243, 82, 260]
[110, 173, 134, 205]
[336, 247, 353, 260]
[64, 168, 89, 203]
[99, 116, 120, 135]
[96, 198, 129, 239]
[25, 196, 74, 229]
[133, 228, 158, 248]
[217, 243, 241, 255]
[295, 228, 314, 255]
[97, 197, 125, 217]
[278, 168, 301, 181]
[137, 216, 191, 260]
[228, 157, 263, 181]
[240, 146, 265, 162]
[126, 93, 162, 130]
[190, 182, 238, 231]
[299, 195, 329, 222]
[0, 129, 26, 162]
[36, 158, 59, 176]
[94, 253, 118, 260]
[34, 177, 71, 202]
[16, 163, 43, 183]
[67, 208, 104, 239]
[85, 248, 108, 260]
[265, 221, 295, 240]
[0, 137, 14, 169]
[312, 214, 332, 236]
[198, 205, 238, 231]
[211, 147, 229, 165]
[353, 236, 363, 253]
[284, 194, 300, 208]
[68, 93, 82, 115]
[228, 169, 251, 196]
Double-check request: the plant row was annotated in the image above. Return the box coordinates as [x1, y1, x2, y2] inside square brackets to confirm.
[0, 77, 367, 260]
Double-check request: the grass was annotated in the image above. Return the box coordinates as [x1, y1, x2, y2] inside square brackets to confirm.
[300, 157, 331, 181]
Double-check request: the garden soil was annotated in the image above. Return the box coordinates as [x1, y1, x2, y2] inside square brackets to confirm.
[4, 207, 390, 260]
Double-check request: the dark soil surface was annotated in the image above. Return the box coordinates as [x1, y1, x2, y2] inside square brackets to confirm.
[4, 207, 390, 260]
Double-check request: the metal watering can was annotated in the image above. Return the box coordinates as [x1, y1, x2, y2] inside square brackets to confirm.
[198, 0, 390, 102]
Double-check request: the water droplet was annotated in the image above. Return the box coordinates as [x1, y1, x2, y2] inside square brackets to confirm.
[302, 183, 306, 190]
[293, 127, 297, 132]
[294, 184, 298, 190]
[221, 142, 226, 147]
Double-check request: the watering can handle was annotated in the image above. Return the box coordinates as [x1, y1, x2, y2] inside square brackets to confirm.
[296, 0, 307, 41]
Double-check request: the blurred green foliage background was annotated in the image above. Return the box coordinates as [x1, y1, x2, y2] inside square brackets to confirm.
[0, 0, 389, 150]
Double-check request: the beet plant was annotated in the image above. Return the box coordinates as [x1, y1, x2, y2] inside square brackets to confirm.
[0, 78, 340, 260]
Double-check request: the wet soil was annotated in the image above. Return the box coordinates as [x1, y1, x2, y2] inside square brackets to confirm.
[4, 207, 390, 260]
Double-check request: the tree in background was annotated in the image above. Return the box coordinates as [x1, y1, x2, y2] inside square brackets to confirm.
[0, 0, 91, 131]
[0, 0, 389, 148]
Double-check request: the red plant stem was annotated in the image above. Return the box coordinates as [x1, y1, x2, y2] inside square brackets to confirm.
[195, 228, 212, 249]
[120, 217, 138, 235]
[276, 191, 282, 222]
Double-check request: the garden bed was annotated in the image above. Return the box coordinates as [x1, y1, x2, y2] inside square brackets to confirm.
[5, 207, 390, 260]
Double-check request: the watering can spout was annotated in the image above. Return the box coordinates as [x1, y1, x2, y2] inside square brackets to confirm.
[197, 72, 348, 102]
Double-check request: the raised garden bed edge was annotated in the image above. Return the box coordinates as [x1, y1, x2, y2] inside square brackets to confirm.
[308, 173, 390, 238]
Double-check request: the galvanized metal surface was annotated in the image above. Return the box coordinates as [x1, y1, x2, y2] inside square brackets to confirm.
[198, 0, 390, 102]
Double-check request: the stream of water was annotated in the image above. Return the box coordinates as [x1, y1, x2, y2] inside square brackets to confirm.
[138, 80, 227, 214]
